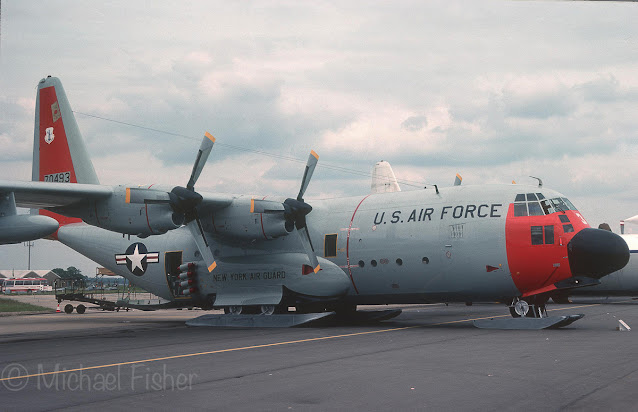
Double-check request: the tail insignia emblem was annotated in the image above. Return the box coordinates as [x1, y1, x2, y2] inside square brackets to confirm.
[51, 101, 61, 122]
[115, 242, 159, 276]
[44, 127, 55, 144]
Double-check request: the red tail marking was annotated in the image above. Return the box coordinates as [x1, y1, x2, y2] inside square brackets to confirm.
[39, 86, 77, 183]
[37, 85, 82, 236]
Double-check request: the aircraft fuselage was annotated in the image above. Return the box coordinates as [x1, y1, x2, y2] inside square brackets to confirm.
[56, 182, 594, 308]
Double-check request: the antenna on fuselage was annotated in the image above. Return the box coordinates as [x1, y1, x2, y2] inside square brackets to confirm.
[529, 176, 543, 188]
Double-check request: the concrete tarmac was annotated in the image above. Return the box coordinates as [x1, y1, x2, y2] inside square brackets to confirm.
[1, 298, 637, 411]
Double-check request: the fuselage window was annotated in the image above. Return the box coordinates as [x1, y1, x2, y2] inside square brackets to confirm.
[528, 202, 543, 216]
[514, 203, 528, 217]
[358, 260, 365, 268]
[324, 234, 338, 258]
[559, 215, 570, 223]
[544, 225, 554, 244]
[422, 257, 430, 264]
[371, 260, 378, 267]
[563, 224, 574, 233]
[396, 258, 403, 266]
[531, 226, 544, 245]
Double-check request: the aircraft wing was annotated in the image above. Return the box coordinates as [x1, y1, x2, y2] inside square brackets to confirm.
[197, 192, 235, 213]
[0, 180, 113, 209]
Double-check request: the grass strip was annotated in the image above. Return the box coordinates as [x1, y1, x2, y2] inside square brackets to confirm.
[0, 297, 51, 313]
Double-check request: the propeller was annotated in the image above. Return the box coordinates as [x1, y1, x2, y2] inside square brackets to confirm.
[251, 150, 321, 273]
[126, 132, 218, 272]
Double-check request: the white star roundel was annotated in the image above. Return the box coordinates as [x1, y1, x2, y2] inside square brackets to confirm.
[115, 242, 159, 276]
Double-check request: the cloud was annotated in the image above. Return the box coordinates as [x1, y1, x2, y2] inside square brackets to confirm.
[2, 1, 638, 276]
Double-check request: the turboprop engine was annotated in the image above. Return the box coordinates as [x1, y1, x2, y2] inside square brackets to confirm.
[201, 196, 292, 241]
[77, 185, 183, 237]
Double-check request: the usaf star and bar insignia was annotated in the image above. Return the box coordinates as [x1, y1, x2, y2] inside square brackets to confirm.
[115, 242, 159, 276]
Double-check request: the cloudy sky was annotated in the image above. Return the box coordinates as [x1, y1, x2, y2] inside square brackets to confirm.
[1, 0, 637, 276]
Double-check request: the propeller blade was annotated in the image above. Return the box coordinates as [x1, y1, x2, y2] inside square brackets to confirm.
[454, 173, 462, 186]
[125, 188, 171, 204]
[297, 150, 319, 201]
[187, 132, 216, 190]
[250, 199, 285, 214]
[186, 215, 217, 273]
[296, 225, 320, 273]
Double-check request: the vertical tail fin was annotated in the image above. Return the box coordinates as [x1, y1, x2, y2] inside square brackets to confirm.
[33, 76, 99, 185]
[32, 76, 98, 230]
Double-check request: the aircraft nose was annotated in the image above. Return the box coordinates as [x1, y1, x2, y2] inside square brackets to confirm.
[567, 228, 630, 279]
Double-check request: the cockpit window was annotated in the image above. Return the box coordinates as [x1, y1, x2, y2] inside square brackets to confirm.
[515, 194, 526, 202]
[536, 193, 545, 200]
[540, 199, 554, 215]
[562, 198, 577, 210]
[550, 198, 568, 212]
[559, 215, 570, 223]
[526, 193, 537, 201]
[528, 202, 543, 216]
[514, 203, 528, 217]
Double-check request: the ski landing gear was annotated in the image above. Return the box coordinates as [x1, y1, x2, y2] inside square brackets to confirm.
[508, 297, 548, 319]
[473, 296, 584, 330]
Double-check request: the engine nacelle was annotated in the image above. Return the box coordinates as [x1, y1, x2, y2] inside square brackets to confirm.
[79, 185, 181, 237]
[203, 197, 291, 241]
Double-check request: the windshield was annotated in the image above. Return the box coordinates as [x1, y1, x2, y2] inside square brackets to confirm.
[514, 194, 578, 216]
[550, 197, 578, 212]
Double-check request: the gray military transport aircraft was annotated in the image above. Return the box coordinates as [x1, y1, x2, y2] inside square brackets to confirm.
[0, 77, 630, 328]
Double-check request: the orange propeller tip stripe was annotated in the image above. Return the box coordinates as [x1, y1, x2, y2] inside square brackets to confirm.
[208, 261, 217, 272]
[205, 131, 216, 142]
[310, 150, 319, 160]
[125, 187, 131, 203]
[314, 265, 321, 274]
[250, 198, 255, 213]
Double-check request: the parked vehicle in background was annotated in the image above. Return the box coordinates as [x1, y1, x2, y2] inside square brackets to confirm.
[1, 278, 53, 294]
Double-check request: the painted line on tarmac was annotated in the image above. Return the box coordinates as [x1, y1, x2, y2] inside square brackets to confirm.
[0, 302, 605, 383]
